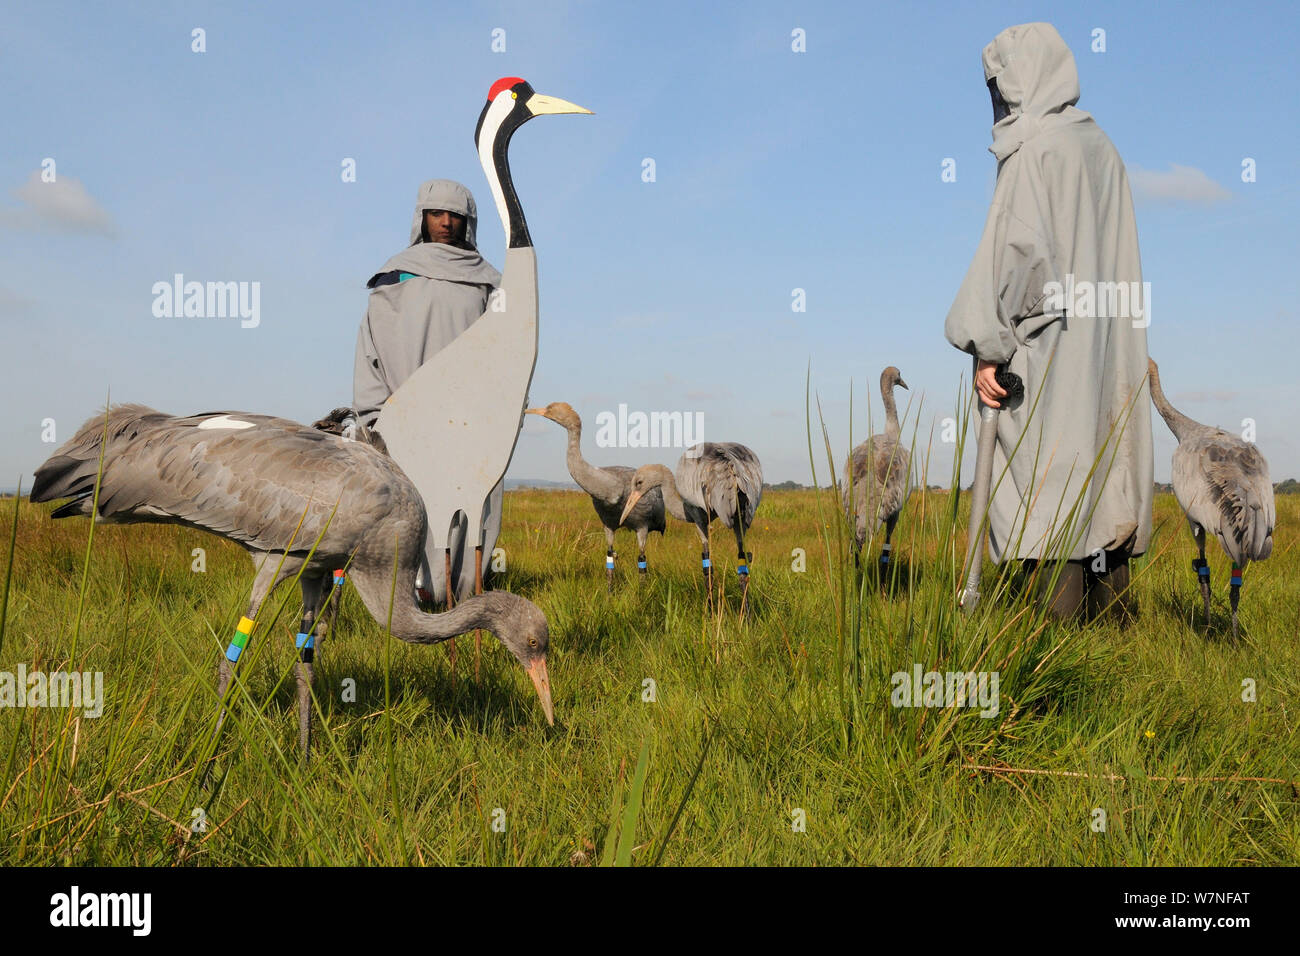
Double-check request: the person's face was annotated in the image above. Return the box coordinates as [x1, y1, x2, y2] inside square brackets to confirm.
[423, 209, 467, 246]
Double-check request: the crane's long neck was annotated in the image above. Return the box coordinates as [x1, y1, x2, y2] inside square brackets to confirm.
[350, 564, 498, 645]
[1148, 363, 1197, 442]
[563, 421, 623, 503]
[882, 377, 901, 440]
[479, 118, 531, 249]
[655, 473, 690, 523]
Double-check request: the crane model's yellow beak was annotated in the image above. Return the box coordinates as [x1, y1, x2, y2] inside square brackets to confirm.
[526, 93, 592, 117]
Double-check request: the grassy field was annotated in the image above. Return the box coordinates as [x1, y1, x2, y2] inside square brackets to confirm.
[0, 479, 1296, 866]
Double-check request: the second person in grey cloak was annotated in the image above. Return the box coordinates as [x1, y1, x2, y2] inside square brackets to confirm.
[354, 179, 504, 604]
[944, 22, 1153, 618]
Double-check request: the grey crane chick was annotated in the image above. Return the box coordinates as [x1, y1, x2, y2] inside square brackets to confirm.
[1148, 360, 1274, 639]
[843, 366, 911, 578]
[526, 401, 665, 590]
[622, 442, 763, 617]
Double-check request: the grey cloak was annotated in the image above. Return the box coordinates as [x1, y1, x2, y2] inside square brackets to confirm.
[944, 22, 1153, 563]
[353, 179, 505, 601]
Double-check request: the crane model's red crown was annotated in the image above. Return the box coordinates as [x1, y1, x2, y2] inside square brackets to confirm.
[488, 77, 527, 101]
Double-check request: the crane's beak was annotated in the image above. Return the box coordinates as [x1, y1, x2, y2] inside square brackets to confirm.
[524, 407, 547, 416]
[899, 380, 910, 390]
[620, 490, 644, 525]
[527, 657, 554, 726]
[526, 93, 592, 117]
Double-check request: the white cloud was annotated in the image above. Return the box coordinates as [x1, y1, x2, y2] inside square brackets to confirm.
[1128, 164, 1231, 204]
[1, 171, 116, 235]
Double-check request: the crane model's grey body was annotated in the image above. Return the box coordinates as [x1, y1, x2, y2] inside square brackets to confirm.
[1149, 359, 1274, 638]
[377, 245, 537, 579]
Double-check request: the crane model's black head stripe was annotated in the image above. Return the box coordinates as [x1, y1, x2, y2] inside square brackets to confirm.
[475, 79, 537, 249]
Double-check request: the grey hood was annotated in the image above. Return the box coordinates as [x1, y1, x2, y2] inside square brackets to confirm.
[984, 22, 1089, 162]
[368, 179, 501, 289]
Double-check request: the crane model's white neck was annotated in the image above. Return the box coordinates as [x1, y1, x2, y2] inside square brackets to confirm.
[477, 93, 528, 250]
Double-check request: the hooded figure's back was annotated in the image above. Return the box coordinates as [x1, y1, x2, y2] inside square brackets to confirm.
[945, 22, 1153, 562]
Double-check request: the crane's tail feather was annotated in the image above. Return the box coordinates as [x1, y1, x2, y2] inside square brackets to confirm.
[31, 404, 168, 512]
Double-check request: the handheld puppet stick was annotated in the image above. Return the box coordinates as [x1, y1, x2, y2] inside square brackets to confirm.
[958, 368, 1023, 613]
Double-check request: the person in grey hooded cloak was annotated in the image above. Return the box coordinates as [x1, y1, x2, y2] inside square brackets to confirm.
[944, 22, 1153, 619]
[354, 179, 504, 604]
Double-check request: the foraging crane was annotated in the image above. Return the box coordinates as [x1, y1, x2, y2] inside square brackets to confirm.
[621, 443, 763, 615]
[31, 404, 554, 758]
[843, 366, 911, 576]
[526, 402, 666, 590]
[375, 78, 590, 608]
[1148, 359, 1274, 638]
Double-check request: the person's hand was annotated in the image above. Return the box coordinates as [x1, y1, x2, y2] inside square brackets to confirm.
[975, 359, 1008, 409]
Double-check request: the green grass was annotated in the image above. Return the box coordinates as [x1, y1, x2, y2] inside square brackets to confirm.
[0, 476, 1296, 865]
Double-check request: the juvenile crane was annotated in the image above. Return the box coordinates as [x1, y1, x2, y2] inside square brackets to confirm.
[31, 404, 555, 758]
[621, 443, 763, 616]
[843, 366, 911, 576]
[526, 402, 666, 589]
[1148, 359, 1275, 638]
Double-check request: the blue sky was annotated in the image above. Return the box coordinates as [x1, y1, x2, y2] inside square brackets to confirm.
[3, 0, 1298, 491]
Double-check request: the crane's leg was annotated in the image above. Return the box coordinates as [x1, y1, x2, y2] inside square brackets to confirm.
[208, 555, 292, 785]
[1192, 526, 1211, 628]
[696, 522, 713, 611]
[636, 526, 649, 580]
[1229, 563, 1242, 640]
[294, 575, 329, 762]
[473, 546, 483, 681]
[733, 519, 751, 622]
[879, 515, 897, 592]
[605, 526, 617, 594]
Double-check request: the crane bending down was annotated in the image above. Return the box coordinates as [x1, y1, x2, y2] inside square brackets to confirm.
[31, 404, 554, 758]
[526, 402, 666, 590]
[1148, 359, 1274, 638]
[843, 366, 910, 577]
[621, 443, 763, 616]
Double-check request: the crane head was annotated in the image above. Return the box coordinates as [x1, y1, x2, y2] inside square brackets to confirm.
[883, 366, 908, 391]
[620, 464, 674, 524]
[489, 594, 554, 726]
[475, 77, 591, 151]
[525, 401, 580, 431]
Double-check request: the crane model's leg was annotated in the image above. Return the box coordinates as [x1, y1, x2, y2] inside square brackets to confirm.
[1229, 562, 1243, 640]
[1192, 526, 1211, 628]
[879, 515, 897, 591]
[733, 518, 751, 622]
[445, 549, 457, 679]
[605, 526, 617, 594]
[474, 546, 483, 681]
[294, 575, 329, 761]
[636, 526, 649, 580]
